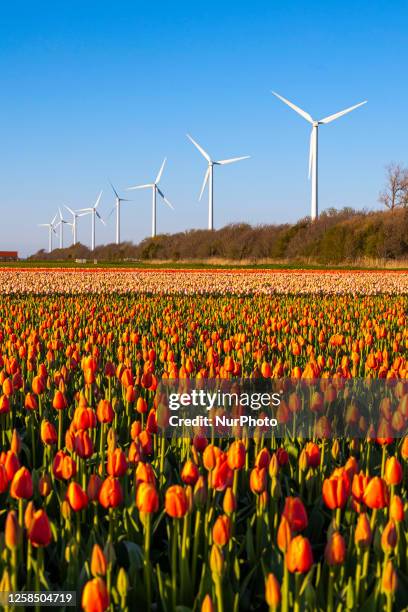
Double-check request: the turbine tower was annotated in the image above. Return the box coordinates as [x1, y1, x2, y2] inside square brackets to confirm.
[76, 191, 105, 251]
[128, 159, 174, 238]
[187, 134, 250, 231]
[64, 205, 87, 245]
[272, 92, 367, 220]
[38, 214, 57, 253]
[55, 208, 71, 249]
[109, 183, 131, 244]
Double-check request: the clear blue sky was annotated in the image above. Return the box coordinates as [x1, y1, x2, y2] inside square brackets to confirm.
[1, 1, 407, 255]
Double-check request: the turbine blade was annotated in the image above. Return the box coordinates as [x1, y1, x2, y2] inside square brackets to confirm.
[272, 91, 314, 123]
[216, 155, 250, 165]
[109, 181, 120, 199]
[64, 205, 75, 215]
[119, 198, 131, 202]
[319, 100, 367, 124]
[157, 187, 174, 210]
[186, 134, 211, 162]
[76, 208, 92, 213]
[51, 214, 58, 226]
[127, 184, 152, 191]
[155, 158, 167, 184]
[199, 167, 210, 201]
[38, 224, 49, 227]
[107, 206, 116, 220]
[94, 190, 103, 209]
[96, 211, 106, 226]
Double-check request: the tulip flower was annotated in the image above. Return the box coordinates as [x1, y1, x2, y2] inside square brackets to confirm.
[91, 544, 107, 578]
[325, 531, 346, 565]
[28, 509, 52, 547]
[362, 477, 389, 509]
[212, 514, 231, 547]
[82, 577, 109, 612]
[265, 573, 281, 610]
[10, 467, 33, 500]
[66, 481, 88, 512]
[98, 476, 123, 509]
[286, 535, 313, 573]
[384, 456, 403, 486]
[282, 497, 308, 532]
[165, 485, 188, 518]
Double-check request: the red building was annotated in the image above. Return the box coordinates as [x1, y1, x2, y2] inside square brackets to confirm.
[0, 251, 18, 261]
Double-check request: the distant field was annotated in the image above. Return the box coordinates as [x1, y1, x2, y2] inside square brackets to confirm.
[3, 258, 408, 270]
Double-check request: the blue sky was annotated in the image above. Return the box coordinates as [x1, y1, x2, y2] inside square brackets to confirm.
[1, 1, 407, 255]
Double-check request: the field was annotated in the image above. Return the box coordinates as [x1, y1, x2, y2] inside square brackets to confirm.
[0, 269, 407, 611]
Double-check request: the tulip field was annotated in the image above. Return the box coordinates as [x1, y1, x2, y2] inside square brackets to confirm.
[0, 268, 407, 611]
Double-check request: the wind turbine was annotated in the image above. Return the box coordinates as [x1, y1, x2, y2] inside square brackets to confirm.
[76, 191, 105, 251]
[127, 159, 174, 238]
[64, 205, 87, 245]
[38, 214, 58, 253]
[109, 183, 131, 244]
[55, 208, 72, 249]
[272, 92, 367, 220]
[186, 134, 250, 231]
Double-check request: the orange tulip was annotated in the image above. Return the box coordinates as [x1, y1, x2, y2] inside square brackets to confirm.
[354, 513, 372, 547]
[286, 535, 313, 573]
[227, 440, 246, 470]
[52, 390, 67, 410]
[136, 483, 159, 513]
[389, 494, 404, 522]
[91, 544, 107, 577]
[381, 520, 397, 554]
[181, 460, 199, 485]
[265, 573, 281, 608]
[212, 514, 231, 547]
[277, 515, 292, 553]
[325, 532, 346, 565]
[96, 399, 114, 424]
[384, 456, 403, 486]
[223, 487, 236, 515]
[5, 510, 21, 549]
[66, 481, 89, 512]
[381, 560, 398, 594]
[322, 472, 350, 509]
[28, 509, 52, 547]
[363, 477, 389, 509]
[10, 466, 33, 499]
[82, 577, 109, 612]
[282, 497, 308, 532]
[98, 477, 123, 509]
[165, 485, 188, 518]
[249, 466, 267, 494]
[106, 448, 127, 477]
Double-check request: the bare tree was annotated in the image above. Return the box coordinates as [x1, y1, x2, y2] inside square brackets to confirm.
[379, 163, 408, 210]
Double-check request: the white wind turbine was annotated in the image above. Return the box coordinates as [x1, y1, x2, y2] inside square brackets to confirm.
[187, 134, 250, 231]
[272, 92, 367, 220]
[109, 183, 131, 244]
[64, 205, 87, 245]
[76, 191, 105, 251]
[38, 214, 58, 253]
[127, 158, 174, 238]
[55, 208, 72, 249]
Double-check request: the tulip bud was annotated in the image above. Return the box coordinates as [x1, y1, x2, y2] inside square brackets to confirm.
[212, 515, 231, 547]
[268, 454, 279, 477]
[265, 573, 281, 609]
[223, 487, 236, 515]
[10, 430, 21, 455]
[270, 476, 281, 500]
[91, 544, 107, 577]
[389, 494, 404, 522]
[116, 567, 129, 599]
[381, 560, 398, 594]
[201, 594, 215, 612]
[277, 516, 292, 553]
[331, 439, 340, 461]
[209, 544, 224, 576]
[299, 450, 308, 472]
[381, 520, 397, 554]
[325, 531, 346, 565]
[81, 578, 109, 612]
[0, 569, 12, 593]
[38, 474, 52, 497]
[354, 513, 372, 548]
[5, 511, 21, 549]
[193, 476, 208, 508]
[384, 457, 403, 486]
